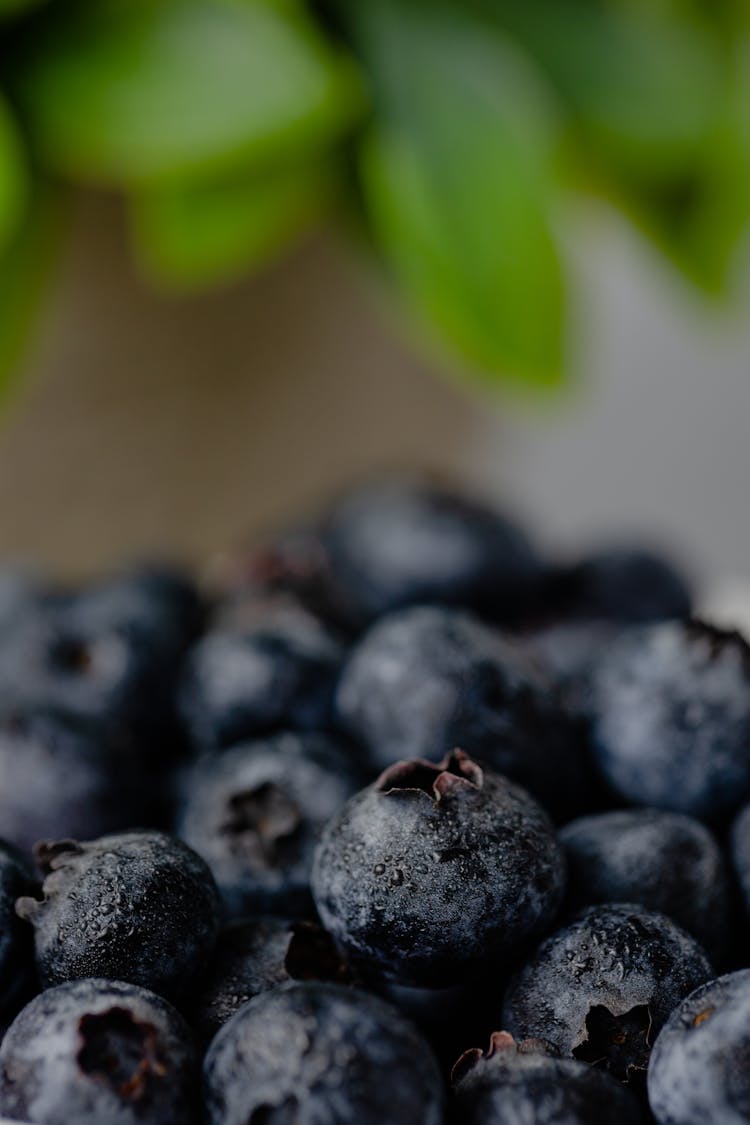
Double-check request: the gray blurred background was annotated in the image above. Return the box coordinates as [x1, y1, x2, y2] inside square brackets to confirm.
[0, 192, 748, 583]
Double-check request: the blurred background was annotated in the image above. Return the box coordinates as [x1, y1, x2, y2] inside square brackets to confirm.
[0, 0, 748, 582]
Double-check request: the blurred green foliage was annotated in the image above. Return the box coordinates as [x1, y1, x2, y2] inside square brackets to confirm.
[0, 0, 747, 394]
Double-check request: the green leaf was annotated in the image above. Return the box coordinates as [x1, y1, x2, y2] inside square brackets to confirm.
[0, 94, 28, 256]
[12, 0, 365, 184]
[620, 39, 750, 293]
[355, 0, 565, 389]
[0, 183, 62, 402]
[482, 0, 723, 186]
[130, 159, 336, 289]
[0, 0, 44, 16]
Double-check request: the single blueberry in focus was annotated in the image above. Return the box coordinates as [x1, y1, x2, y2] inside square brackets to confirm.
[189, 917, 353, 1046]
[176, 732, 363, 917]
[312, 750, 565, 986]
[502, 904, 713, 1086]
[587, 620, 750, 822]
[178, 600, 344, 750]
[321, 476, 541, 623]
[203, 981, 444, 1125]
[16, 830, 220, 1001]
[0, 710, 145, 854]
[648, 970, 750, 1125]
[452, 1031, 645, 1124]
[560, 809, 731, 961]
[336, 605, 590, 819]
[0, 977, 198, 1125]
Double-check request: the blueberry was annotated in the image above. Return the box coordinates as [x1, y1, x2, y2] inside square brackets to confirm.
[178, 601, 344, 750]
[0, 978, 198, 1125]
[336, 605, 590, 818]
[502, 905, 713, 1085]
[175, 732, 363, 917]
[0, 711, 144, 854]
[321, 476, 540, 623]
[311, 750, 565, 986]
[0, 565, 43, 631]
[647, 970, 750, 1125]
[190, 918, 352, 1046]
[203, 981, 445, 1125]
[0, 574, 192, 755]
[730, 802, 750, 923]
[560, 810, 731, 961]
[16, 830, 220, 1000]
[0, 840, 37, 1023]
[452, 1032, 646, 1124]
[587, 620, 750, 822]
[549, 547, 692, 624]
[213, 523, 357, 633]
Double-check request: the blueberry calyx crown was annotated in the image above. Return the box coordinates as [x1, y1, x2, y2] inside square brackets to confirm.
[451, 1031, 558, 1084]
[376, 749, 483, 804]
[77, 1006, 166, 1101]
[15, 839, 84, 921]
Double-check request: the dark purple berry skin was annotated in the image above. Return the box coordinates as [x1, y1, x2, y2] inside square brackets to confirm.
[452, 1033, 646, 1124]
[588, 620, 750, 823]
[203, 982, 445, 1125]
[16, 831, 220, 1002]
[336, 605, 590, 819]
[0, 566, 199, 752]
[502, 905, 713, 1085]
[189, 918, 352, 1046]
[311, 751, 565, 987]
[321, 477, 540, 624]
[176, 732, 364, 918]
[560, 810, 731, 962]
[0, 840, 37, 1023]
[0, 978, 198, 1125]
[648, 970, 750, 1125]
[730, 803, 750, 925]
[0, 712, 144, 855]
[549, 547, 692, 625]
[177, 601, 344, 751]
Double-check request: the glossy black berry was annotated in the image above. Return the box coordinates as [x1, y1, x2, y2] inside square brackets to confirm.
[336, 605, 589, 818]
[189, 918, 352, 1046]
[203, 982, 444, 1125]
[16, 830, 220, 1001]
[452, 1032, 645, 1124]
[503, 905, 713, 1085]
[176, 732, 363, 917]
[312, 750, 565, 986]
[178, 601, 344, 750]
[560, 809, 731, 961]
[0, 711, 144, 854]
[588, 620, 750, 822]
[648, 970, 750, 1124]
[321, 476, 540, 623]
[0, 978, 198, 1125]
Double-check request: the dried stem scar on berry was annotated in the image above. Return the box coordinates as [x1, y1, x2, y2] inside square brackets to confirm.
[311, 749, 565, 986]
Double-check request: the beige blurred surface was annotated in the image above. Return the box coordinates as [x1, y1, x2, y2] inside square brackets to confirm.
[0, 193, 486, 577]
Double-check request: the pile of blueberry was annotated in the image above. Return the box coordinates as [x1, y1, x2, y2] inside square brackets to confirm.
[0, 477, 749, 1124]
